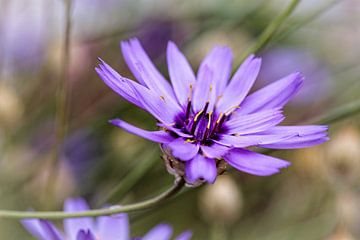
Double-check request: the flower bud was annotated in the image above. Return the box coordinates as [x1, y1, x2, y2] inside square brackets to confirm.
[199, 175, 242, 223]
[325, 125, 360, 184]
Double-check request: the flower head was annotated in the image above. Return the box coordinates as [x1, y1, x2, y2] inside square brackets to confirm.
[96, 38, 329, 185]
[22, 198, 192, 240]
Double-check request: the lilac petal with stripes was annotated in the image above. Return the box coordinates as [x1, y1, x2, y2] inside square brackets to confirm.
[193, 65, 214, 112]
[167, 41, 196, 107]
[258, 125, 328, 149]
[175, 231, 193, 240]
[76, 230, 96, 240]
[167, 138, 199, 161]
[142, 224, 173, 240]
[201, 143, 229, 159]
[109, 119, 173, 144]
[224, 149, 290, 176]
[198, 46, 233, 96]
[216, 133, 294, 148]
[120, 38, 177, 102]
[157, 123, 193, 138]
[96, 58, 144, 108]
[186, 155, 217, 183]
[126, 81, 180, 124]
[22, 219, 63, 240]
[237, 72, 303, 115]
[217, 55, 261, 114]
[63, 198, 95, 240]
[38, 220, 63, 240]
[225, 109, 284, 135]
[97, 214, 130, 240]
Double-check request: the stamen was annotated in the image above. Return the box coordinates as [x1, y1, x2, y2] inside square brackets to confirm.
[186, 139, 196, 143]
[207, 111, 213, 129]
[212, 112, 225, 135]
[203, 112, 213, 141]
[189, 84, 193, 100]
[225, 105, 240, 116]
[194, 109, 204, 122]
[216, 113, 224, 124]
[203, 101, 209, 113]
[160, 96, 165, 101]
[185, 100, 192, 119]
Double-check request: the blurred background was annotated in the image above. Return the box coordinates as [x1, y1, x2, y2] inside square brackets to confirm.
[0, 0, 359, 239]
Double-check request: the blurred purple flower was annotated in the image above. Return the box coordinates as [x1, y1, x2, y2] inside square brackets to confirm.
[0, 1, 48, 71]
[96, 38, 329, 185]
[22, 198, 192, 240]
[137, 19, 187, 60]
[258, 47, 332, 106]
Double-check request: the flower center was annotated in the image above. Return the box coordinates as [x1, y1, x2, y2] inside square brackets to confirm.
[175, 101, 226, 144]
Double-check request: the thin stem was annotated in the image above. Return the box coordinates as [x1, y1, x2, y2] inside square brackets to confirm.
[239, 0, 300, 63]
[55, 0, 73, 155]
[269, 0, 340, 47]
[0, 178, 185, 220]
[307, 99, 360, 125]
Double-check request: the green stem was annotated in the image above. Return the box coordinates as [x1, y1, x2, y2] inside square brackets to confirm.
[307, 99, 360, 125]
[55, 0, 72, 154]
[0, 178, 185, 220]
[269, 0, 339, 46]
[239, 0, 300, 63]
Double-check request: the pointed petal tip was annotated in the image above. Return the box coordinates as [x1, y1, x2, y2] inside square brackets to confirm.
[108, 119, 119, 125]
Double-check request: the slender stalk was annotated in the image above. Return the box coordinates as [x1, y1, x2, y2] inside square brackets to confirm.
[55, 0, 73, 155]
[239, 0, 300, 63]
[269, 0, 340, 46]
[0, 178, 185, 219]
[307, 99, 360, 125]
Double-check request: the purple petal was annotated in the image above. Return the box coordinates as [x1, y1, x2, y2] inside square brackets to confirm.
[166, 138, 199, 161]
[200, 143, 229, 159]
[175, 231, 193, 240]
[198, 46, 233, 96]
[259, 133, 329, 149]
[258, 125, 329, 149]
[76, 230, 96, 240]
[225, 109, 284, 135]
[64, 198, 95, 240]
[96, 59, 144, 109]
[216, 133, 295, 148]
[185, 155, 217, 184]
[259, 125, 328, 135]
[142, 223, 173, 240]
[193, 65, 215, 113]
[237, 72, 303, 115]
[109, 119, 173, 144]
[126, 80, 180, 124]
[216, 55, 261, 114]
[39, 220, 63, 240]
[120, 38, 178, 105]
[167, 41, 196, 107]
[157, 123, 193, 138]
[21, 219, 63, 240]
[97, 214, 130, 240]
[224, 149, 290, 176]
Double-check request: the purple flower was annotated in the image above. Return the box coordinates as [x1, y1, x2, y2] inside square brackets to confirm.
[96, 38, 329, 185]
[21, 198, 192, 240]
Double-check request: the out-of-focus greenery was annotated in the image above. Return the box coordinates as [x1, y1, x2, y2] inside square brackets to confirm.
[0, 0, 360, 239]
